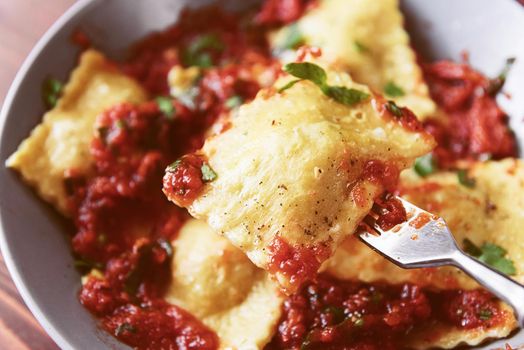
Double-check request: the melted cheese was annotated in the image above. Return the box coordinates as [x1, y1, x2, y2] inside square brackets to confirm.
[170, 65, 434, 291]
[270, 0, 436, 120]
[6, 50, 147, 215]
[325, 159, 523, 347]
[165, 219, 283, 349]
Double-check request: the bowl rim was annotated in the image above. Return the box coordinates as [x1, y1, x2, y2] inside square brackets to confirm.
[0, 1, 99, 348]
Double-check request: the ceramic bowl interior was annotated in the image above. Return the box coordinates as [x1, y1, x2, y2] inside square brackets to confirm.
[0, 0, 523, 349]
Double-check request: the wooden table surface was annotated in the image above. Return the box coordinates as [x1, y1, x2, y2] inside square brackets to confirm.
[0, 1, 76, 348]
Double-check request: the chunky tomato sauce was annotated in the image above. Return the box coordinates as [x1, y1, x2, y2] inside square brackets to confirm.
[64, 2, 514, 349]
[266, 275, 504, 350]
[422, 60, 517, 168]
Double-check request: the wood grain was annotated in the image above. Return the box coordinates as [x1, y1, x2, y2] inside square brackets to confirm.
[0, 1, 76, 348]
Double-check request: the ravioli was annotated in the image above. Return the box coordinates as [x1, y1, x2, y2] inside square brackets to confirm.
[325, 159, 523, 347]
[270, 0, 436, 119]
[6, 50, 147, 215]
[165, 219, 283, 350]
[164, 64, 435, 292]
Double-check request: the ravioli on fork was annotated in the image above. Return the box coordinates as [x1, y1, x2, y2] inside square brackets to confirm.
[163, 61, 435, 292]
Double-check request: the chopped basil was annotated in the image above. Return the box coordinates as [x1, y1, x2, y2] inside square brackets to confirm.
[277, 79, 301, 93]
[323, 306, 345, 324]
[354, 317, 364, 327]
[156, 96, 176, 120]
[463, 239, 517, 275]
[282, 62, 369, 106]
[385, 100, 403, 117]
[487, 57, 516, 96]
[201, 163, 217, 182]
[42, 77, 63, 109]
[225, 95, 243, 109]
[354, 40, 369, 53]
[166, 159, 182, 173]
[414, 154, 437, 177]
[280, 24, 306, 50]
[384, 81, 405, 97]
[325, 85, 370, 106]
[115, 322, 137, 336]
[116, 119, 127, 129]
[478, 309, 492, 320]
[457, 169, 475, 188]
[284, 62, 327, 86]
[73, 258, 103, 271]
[183, 33, 224, 68]
[157, 238, 173, 258]
[188, 33, 224, 53]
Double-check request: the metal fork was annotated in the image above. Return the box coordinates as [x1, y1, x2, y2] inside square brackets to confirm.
[358, 195, 524, 326]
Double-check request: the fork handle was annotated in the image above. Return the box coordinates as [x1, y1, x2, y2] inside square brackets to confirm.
[452, 250, 524, 326]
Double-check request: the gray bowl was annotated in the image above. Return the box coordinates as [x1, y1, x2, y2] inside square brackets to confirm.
[0, 0, 523, 349]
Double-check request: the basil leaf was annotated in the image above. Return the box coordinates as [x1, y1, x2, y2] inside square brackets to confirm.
[201, 163, 217, 182]
[384, 81, 405, 97]
[225, 95, 243, 109]
[156, 96, 176, 120]
[487, 57, 516, 96]
[457, 169, 475, 188]
[463, 239, 516, 275]
[277, 79, 301, 93]
[188, 33, 224, 53]
[478, 309, 492, 321]
[385, 101, 403, 117]
[183, 33, 224, 68]
[42, 78, 63, 109]
[413, 154, 437, 177]
[463, 238, 482, 257]
[354, 41, 369, 53]
[325, 86, 369, 106]
[283, 62, 327, 87]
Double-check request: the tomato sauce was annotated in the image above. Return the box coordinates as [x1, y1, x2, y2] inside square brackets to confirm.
[64, 2, 514, 349]
[266, 275, 505, 350]
[422, 60, 517, 168]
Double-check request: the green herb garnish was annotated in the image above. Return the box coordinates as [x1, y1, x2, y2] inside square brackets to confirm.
[183, 33, 224, 68]
[42, 77, 63, 109]
[201, 163, 217, 182]
[156, 96, 176, 120]
[73, 258, 103, 271]
[115, 322, 137, 336]
[384, 81, 405, 97]
[166, 159, 182, 173]
[284, 62, 327, 86]
[354, 41, 369, 53]
[280, 24, 306, 50]
[225, 95, 243, 109]
[463, 239, 517, 275]
[478, 309, 492, 321]
[457, 169, 475, 188]
[282, 62, 369, 106]
[385, 100, 403, 117]
[354, 317, 364, 327]
[323, 306, 345, 324]
[487, 57, 516, 96]
[277, 79, 301, 93]
[414, 154, 437, 177]
[115, 119, 127, 129]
